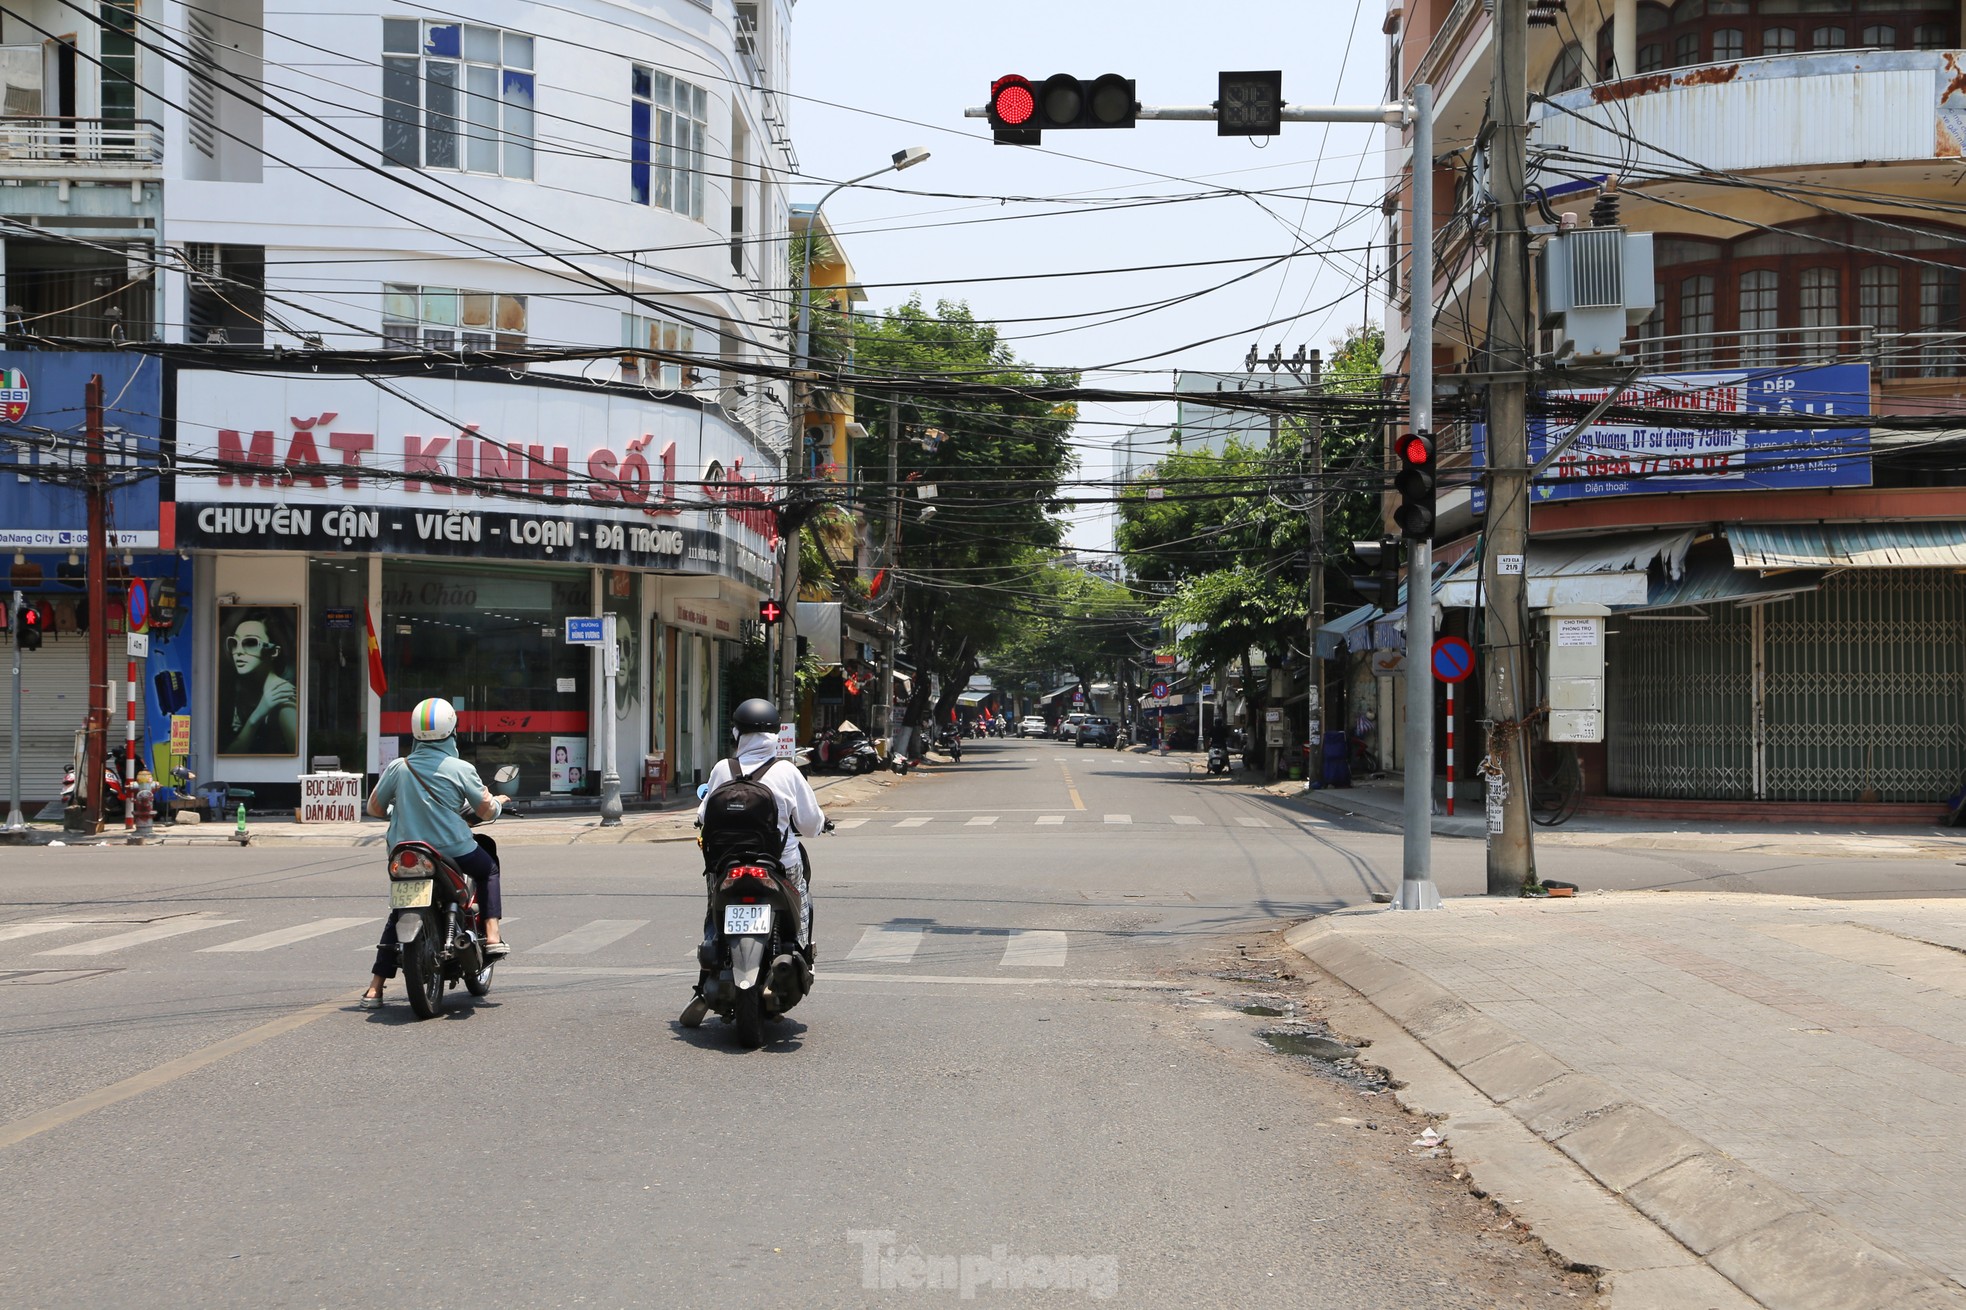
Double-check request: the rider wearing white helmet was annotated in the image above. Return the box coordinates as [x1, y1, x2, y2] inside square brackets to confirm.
[359, 697, 511, 1008]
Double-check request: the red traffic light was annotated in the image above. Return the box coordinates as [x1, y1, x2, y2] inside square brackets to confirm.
[1397, 432, 1434, 466]
[989, 75, 1036, 127]
[758, 598, 784, 626]
[15, 598, 43, 651]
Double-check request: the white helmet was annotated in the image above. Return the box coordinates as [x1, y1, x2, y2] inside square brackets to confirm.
[410, 698, 458, 741]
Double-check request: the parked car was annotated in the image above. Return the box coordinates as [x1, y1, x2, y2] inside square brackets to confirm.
[1076, 716, 1118, 748]
[1058, 712, 1088, 743]
[1017, 715, 1048, 738]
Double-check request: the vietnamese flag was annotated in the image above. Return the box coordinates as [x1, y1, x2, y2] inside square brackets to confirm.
[363, 604, 388, 697]
[869, 566, 887, 597]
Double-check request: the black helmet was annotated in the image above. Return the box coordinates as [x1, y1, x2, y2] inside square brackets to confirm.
[733, 697, 780, 736]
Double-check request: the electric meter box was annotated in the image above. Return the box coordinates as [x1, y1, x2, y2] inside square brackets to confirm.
[1544, 604, 1607, 743]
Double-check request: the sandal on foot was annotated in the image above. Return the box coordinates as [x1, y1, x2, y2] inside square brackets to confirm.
[358, 992, 383, 1010]
[484, 941, 511, 960]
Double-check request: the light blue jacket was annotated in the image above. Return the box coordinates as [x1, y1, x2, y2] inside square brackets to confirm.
[372, 737, 491, 859]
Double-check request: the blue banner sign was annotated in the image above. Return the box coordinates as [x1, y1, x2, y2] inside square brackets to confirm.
[1473, 364, 1871, 510]
[0, 351, 164, 548]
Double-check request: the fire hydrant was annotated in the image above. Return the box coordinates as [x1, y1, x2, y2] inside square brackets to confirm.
[130, 769, 156, 843]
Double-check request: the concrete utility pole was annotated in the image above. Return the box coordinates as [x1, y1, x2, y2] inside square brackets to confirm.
[1294, 349, 1324, 790]
[5, 590, 22, 834]
[1483, 0, 1537, 893]
[77, 375, 108, 833]
[1395, 83, 1441, 912]
[878, 393, 904, 758]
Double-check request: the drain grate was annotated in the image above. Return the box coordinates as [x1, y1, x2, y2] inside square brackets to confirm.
[0, 968, 119, 985]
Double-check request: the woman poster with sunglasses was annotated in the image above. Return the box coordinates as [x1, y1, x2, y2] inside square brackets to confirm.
[218, 605, 299, 756]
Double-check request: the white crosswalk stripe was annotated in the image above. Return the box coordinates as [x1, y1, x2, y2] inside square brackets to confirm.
[0, 921, 89, 945]
[894, 817, 932, 829]
[1103, 814, 1132, 825]
[527, 920, 649, 956]
[846, 925, 925, 963]
[1036, 815, 1065, 826]
[1000, 930, 1067, 968]
[39, 915, 240, 957]
[201, 918, 370, 953]
[831, 818, 869, 830]
[1235, 816, 1270, 829]
[1171, 815, 1203, 826]
[965, 815, 998, 827]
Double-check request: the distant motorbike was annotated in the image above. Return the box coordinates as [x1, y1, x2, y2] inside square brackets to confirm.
[815, 723, 880, 775]
[61, 756, 128, 811]
[1207, 745, 1231, 776]
[382, 764, 517, 1020]
[933, 728, 964, 762]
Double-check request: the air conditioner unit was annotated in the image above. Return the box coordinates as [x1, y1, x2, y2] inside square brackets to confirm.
[1539, 227, 1654, 362]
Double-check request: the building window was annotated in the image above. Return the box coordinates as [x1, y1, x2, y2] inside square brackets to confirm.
[1674, 32, 1702, 66]
[1637, 281, 1667, 366]
[1638, 43, 1666, 71]
[621, 311, 700, 388]
[1797, 265, 1839, 354]
[1546, 42, 1585, 95]
[1916, 23, 1950, 49]
[1680, 274, 1715, 367]
[382, 19, 535, 179]
[629, 66, 707, 219]
[1714, 28, 1745, 60]
[1762, 26, 1795, 55]
[1920, 267, 1959, 375]
[1861, 25, 1896, 46]
[383, 285, 527, 352]
[1860, 264, 1901, 374]
[1812, 26, 1846, 48]
[1738, 269, 1779, 365]
[101, 3, 138, 131]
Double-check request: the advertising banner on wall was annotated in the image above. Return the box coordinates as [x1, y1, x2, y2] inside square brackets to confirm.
[171, 369, 777, 590]
[1472, 363, 1871, 510]
[0, 351, 164, 548]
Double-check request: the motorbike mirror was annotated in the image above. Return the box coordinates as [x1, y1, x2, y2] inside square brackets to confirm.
[493, 765, 519, 785]
[696, 782, 710, 800]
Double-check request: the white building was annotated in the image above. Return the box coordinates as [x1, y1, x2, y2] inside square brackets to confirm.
[0, 1, 801, 807]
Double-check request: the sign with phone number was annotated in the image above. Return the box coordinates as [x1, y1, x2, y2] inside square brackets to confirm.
[1473, 364, 1871, 509]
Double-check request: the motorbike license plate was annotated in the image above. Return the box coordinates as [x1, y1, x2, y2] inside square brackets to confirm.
[723, 903, 772, 935]
[389, 879, 435, 909]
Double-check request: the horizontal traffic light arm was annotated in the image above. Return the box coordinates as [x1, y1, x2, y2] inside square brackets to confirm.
[966, 101, 1408, 126]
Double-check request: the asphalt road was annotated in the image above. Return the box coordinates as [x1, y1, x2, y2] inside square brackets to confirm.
[9, 735, 1944, 1307]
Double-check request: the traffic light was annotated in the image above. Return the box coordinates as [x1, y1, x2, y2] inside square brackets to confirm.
[13, 596, 43, 651]
[758, 598, 784, 627]
[1350, 538, 1403, 605]
[1393, 431, 1436, 541]
[987, 73, 1137, 144]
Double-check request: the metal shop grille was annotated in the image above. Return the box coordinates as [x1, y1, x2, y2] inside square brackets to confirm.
[1607, 600, 1754, 799]
[1608, 570, 1966, 802]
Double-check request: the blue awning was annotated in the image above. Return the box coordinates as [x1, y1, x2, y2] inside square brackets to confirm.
[1316, 603, 1377, 660]
[1730, 521, 1966, 569]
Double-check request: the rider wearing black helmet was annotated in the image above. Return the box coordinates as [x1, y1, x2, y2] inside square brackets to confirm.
[681, 696, 825, 1027]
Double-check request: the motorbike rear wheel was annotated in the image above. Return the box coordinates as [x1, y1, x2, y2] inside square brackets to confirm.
[732, 986, 765, 1049]
[403, 930, 445, 1019]
[465, 955, 495, 998]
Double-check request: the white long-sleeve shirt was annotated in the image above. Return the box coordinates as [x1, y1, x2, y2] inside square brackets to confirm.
[696, 732, 826, 871]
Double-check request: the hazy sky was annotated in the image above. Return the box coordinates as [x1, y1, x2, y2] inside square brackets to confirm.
[785, 0, 1390, 550]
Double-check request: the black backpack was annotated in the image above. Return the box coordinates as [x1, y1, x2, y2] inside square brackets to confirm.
[701, 752, 787, 871]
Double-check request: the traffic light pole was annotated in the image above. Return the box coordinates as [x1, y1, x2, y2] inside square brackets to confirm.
[5, 592, 22, 835]
[1395, 83, 1441, 912]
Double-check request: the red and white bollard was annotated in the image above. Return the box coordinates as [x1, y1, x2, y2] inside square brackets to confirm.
[1445, 680, 1456, 818]
[123, 655, 137, 833]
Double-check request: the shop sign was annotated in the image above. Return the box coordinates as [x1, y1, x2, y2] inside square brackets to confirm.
[669, 599, 738, 636]
[0, 367, 26, 423]
[0, 352, 162, 547]
[1473, 364, 1872, 508]
[169, 714, 191, 756]
[171, 369, 778, 588]
[300, 773, 362, 824]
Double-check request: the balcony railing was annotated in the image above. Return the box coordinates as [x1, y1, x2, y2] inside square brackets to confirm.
[0, 117, 162, 170]
[1582, 323, 1966, 381]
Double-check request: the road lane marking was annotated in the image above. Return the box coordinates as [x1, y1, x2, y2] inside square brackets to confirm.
[1103, 814, 1132, 825]
[965, 816, 998, 827]
[1000, 930, 1068, 968]
[1171, 815, 1203, 826]
[499, 964, 1178, 990]
[1235, 816, 1270, 829]
[846, 926, 924, 963]
[894, 817, 932, 829]
[831, 818, 868, 829]
[200, 918, 371, 953]
[39, 916, 239, 957]
[1036, 815, 1065, 826]
[527, 919, 649, 955]
[0, 995, 346, 1152]
[1058, 763, 1086, 811]
[0, 921, 89, 945]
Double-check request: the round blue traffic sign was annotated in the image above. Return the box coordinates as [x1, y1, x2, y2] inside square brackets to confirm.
[1432, 636, 1473, 684]
[1151, 681, 1169, 700]
[126, 578, 149, 634]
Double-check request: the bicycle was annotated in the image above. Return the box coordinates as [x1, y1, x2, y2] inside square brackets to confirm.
[1348, 734, 1385, 779]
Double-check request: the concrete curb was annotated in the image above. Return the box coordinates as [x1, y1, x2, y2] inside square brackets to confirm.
[1284, 914, 1966, 1310]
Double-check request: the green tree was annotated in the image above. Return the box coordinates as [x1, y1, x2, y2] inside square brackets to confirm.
[985, 560, 1153, 696]
[853, 298, 1080, 732]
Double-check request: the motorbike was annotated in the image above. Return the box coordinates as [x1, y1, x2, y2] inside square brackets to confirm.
[933, 728, 964, 762]
[815, 722, 880, 775]
[1207, 744, 1231, 776]
[61, 756, 129, 810]
[382, 764, 517, 1020]
[694, 800, 834, 1049]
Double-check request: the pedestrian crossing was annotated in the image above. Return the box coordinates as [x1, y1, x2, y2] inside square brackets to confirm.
[827, 812, 1327, 832]
[0, 913, 1094, 973]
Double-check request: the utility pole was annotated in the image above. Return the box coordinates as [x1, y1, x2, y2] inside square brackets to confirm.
[77, 375, 108, 833]
[1303, 348, 1324, 791]
[1395, 83, 1441, 911]
[1483, 0, 1537, 893]
[5, 590, 22, 835]
[878, 393, 904, 758]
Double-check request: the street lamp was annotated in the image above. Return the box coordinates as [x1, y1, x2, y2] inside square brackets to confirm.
[777, 146, 931, 716]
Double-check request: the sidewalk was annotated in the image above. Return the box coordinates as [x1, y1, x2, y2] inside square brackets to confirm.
[23, 765, 910, 848]
[1261, 771, 1966, 862]
[1288, 892, 1966, 1309]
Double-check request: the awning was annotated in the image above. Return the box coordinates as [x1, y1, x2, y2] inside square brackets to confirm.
[1617, 551, 1825, 613]
[1729, 521, 1966, 570]
[1042, 682, 1081, 702]
[957, 689, 996, 708]
[1316, 603, 1376, 660]
[1437, 528, 1695, 609]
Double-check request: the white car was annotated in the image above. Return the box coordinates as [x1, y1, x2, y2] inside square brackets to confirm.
[1058, 712, 1088, 743]
[1017, 715, 1048, 737]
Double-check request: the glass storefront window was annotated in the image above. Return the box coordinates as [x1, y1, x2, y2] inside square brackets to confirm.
[380, 561, 590, 795]
[306, 559, 368, 772]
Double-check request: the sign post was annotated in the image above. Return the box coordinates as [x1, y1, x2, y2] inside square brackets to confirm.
[3, 590, 22, 836]
[566, 617, 622, 825]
